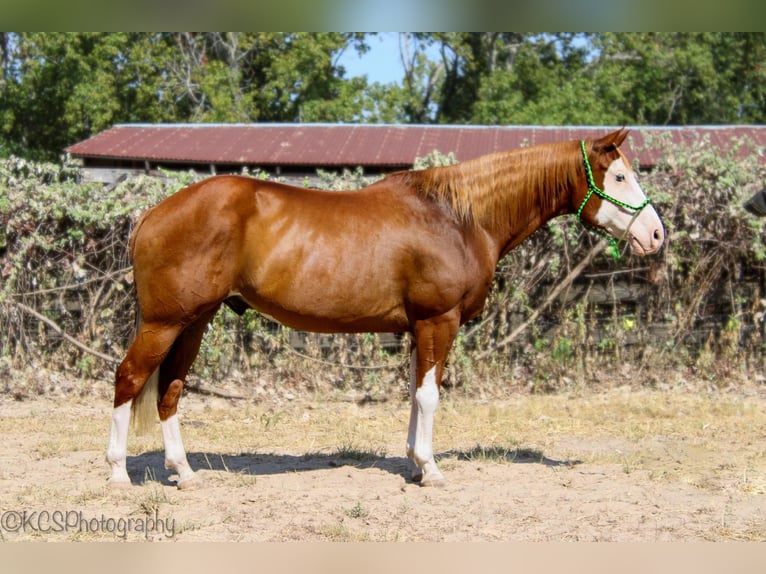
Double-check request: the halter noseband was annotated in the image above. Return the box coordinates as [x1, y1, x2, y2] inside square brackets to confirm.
[577, 140, 651, 259]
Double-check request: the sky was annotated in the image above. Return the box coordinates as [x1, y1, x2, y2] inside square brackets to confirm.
[338, 33, 405, 85]
[338, 33, 441, 85]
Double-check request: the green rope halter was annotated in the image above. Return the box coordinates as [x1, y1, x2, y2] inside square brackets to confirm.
[577, 140, 651, 259]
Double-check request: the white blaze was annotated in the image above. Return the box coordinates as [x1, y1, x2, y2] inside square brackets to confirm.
[593, 156, 663, 254]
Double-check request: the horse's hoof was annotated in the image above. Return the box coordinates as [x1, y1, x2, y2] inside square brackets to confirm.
[411, 473, 423, 483]
[419, 477, 446, 488]
[107, 479, 132, 490]
[176, 476, 202, 491]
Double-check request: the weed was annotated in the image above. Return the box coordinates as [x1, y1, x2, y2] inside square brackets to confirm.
[260, 411, 282, 431]
[344, 501, 369, 519]
[458, 444, 543, 464]
[315, 521, 356, 541]
[331, 441, 384, 462]
[135, 481, 173, 516]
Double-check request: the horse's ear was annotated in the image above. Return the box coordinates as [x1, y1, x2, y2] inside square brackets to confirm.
[593, 127, 629, 152]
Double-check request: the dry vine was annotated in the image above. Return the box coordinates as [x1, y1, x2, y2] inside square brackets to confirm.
[2, 134, 765, 399]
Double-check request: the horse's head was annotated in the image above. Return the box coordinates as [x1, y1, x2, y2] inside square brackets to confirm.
[577, 129, 664, 256]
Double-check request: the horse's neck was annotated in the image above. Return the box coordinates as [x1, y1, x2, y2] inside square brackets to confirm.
[476, 149, 577, 260]
[409, 144, 580, 260]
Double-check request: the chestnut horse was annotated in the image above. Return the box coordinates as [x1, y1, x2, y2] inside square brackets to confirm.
[106, 128, 664, 489]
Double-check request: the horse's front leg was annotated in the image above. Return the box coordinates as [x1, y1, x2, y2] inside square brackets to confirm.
[406, 311, 459, 487]
[406, 348, 425, 483]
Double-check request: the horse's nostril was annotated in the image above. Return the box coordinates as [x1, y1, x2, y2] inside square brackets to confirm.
[653, 229, 662, 241]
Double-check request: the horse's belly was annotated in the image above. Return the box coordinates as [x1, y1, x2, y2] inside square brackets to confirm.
[235, 275, 411, 333]
[246, 294, 410, 334]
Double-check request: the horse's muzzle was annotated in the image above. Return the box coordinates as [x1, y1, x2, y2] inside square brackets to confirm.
[628, 225, 664, 256]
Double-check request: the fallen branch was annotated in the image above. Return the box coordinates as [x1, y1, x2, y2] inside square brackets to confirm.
[282, 342, 404, 371]
[8, 266, 133, 297]
[184, 381, 248, 400]
[10, 300, 121, 365]
[475, 239, 607, 361]
[9, 300, 247, 400]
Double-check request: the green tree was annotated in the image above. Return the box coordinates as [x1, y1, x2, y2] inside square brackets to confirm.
[395, 33, 602, 125]
[421, 32, 766, 126]
[0, 32, 373, 160]
[434, 32, 529, 123]
[158, 32, 370, 123]
[473, 34, 608, 125]
[3, 33, 765, 161]
[590, 33, 766, 125]
[1, 33, 172, 160]
[318, 32, 447, 124]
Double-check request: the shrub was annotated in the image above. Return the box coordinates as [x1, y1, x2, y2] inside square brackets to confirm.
[1, 132, 765, 398]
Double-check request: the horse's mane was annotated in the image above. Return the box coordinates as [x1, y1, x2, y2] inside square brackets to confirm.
[402, 140, 585, 231]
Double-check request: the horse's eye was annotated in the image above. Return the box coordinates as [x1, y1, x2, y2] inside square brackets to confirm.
[616, 173, 626, 183]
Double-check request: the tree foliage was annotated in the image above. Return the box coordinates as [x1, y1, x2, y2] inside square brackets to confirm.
[1, 33, 765, 160]
[0, 32, 371, 159]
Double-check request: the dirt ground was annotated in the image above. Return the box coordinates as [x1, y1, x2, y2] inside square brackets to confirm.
[1, 375, 766, 542]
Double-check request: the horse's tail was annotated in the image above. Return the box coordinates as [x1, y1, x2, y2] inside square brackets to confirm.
[129, 310, 159, 434]
[131, 364, 159, 435]
[128, 308, 159, 435]
[128, 207, 154, 262]
[127, 208, 160, 434]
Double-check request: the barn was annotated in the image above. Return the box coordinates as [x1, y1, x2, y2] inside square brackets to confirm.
[64, 123, 766, 185]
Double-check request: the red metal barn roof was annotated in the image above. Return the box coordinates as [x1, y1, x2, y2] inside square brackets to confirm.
[65, 124, 766, 171]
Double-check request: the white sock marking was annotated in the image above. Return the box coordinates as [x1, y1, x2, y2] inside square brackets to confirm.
[161, 414, 196, 484]
[413, 366, 441, 481]
[106, 401, 132, 484]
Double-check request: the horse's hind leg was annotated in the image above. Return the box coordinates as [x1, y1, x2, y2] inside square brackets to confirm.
[106, 321, 182, 486]
[156, 308, 219, 490]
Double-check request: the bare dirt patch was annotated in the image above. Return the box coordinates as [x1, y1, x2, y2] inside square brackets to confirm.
[1, 380, 765, 541]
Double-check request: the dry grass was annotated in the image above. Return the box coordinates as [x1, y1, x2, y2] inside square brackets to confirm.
[1, 381, 765, 541]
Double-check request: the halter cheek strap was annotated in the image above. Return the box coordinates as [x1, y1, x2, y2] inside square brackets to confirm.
[577, 140, 652, 259]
